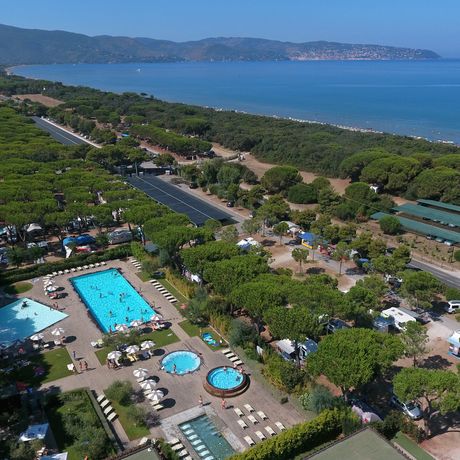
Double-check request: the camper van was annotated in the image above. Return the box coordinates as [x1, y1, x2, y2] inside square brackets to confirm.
[108, 229, 133, 245]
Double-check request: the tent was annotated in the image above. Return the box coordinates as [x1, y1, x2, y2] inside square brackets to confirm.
[276, 338, 318, 362]
[298, 232, 320, 249]
[448, 330, 460, 358]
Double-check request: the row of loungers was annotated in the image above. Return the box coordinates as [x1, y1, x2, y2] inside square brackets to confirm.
[51, 261, 107, 276]
[130, 258, 142, 270]
[221, 348, 244, 367]
[150, 279, 178, 304]
[96, 393, 118, 423]
[167, 438, 192, 460]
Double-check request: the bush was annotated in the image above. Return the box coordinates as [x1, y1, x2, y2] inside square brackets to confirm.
[165, 268, 195, 298]
[130, 241, 146, 261]
[454, 250, 460, 262]
[125, 405, 147, 427]
[105, 380, 133, 406]
[141, 258, 160, 276]
[287, 183, 318, 204]
[229, 319, 256, 347]
[263, 354, 308, 393]
[301, 385, 339, 414]
[228, 409, 342, 460]
[379, 215, 402, 235]
[209, 313, 232, 337]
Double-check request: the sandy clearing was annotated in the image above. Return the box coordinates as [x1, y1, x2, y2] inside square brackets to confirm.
[14, 94, 64, 107]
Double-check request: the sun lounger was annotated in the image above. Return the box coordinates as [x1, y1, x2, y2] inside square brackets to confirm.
[171, 443, 184, 451]
[257, 411, 268, 420]
[228, 355, 239, 362]
[107, 412, 117, 422]
[234, 407, 244, 417]
[177, 450, 189, 458]
[77, 266, 83, 271]
[265, 426, 276, 436]
[103, 405, 114, 415]
[100, 399, 110, 408]
[83, 265, 89, 269]
[95, 262, 101, 267]
[150, 402, 164, 410]
[52, 271, 58, 276]
[183, 456, 192, 460]
[255, 431, 266, 441]
[244, 404, 255, 413]
[244, 435, 255, 446]
[58, 271, 64, 275]
[127, 354, 137, 362]
[70, 268, 76, 272]
[275, 421, 286, 431]
[168, 438, 180, 446]
[234, 359, 243, 366]
[101, 261, 106, 265]
[248, 415, 258, 424]
[221, 348, 232, 355]
[96, 394, 106, 403]
[237, 419, 248, 429]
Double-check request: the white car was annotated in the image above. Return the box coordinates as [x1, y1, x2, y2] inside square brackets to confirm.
[444, 300, 460, 314]
[390, 395, 422, 420]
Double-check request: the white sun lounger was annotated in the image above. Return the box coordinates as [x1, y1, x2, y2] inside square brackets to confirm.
[152, 403, 164, 411]
[275, 421, 286, 431]
[171, 443, 184, 451]
[107, 412, 117, 422]
[265, 426, 276, 436]
[221, 348, 233, 355]
[244, 404, 255, 413]
[100, 399, 110, 408]
[248, 415, 258, 424]
[255, 431, 266, 441]
[177, 450, 189, 458]
[103, 405, 114, 415]
[96, 394, 106, 403]
[257, 411, 268, 420]
[237, 419, 248, 429]
[228, 355, 239, 362]
[234, 407, 244, 417]
[244, 435, 255, 446]
[234, 359, 244, 366]
[167, 438, 180, 446]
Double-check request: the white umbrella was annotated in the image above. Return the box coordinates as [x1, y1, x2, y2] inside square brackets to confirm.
[150, 313, 163, 322]
[51, 327, 65, 336]
[107, 351, 122, 360]
[30, 333, 44, 341]
[141, 340, 155, 350]
[46, 285, 58, 292]
[130, 319, 143, 328]
[146, 390, 164, 402]
[140, 379, 157, 390]
[125, 345, 140, 354]
[133, 368, 149, 379]
[115, 324, 129, 333]
[44, 280, 54, 286]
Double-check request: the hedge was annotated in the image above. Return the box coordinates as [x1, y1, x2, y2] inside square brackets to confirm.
[228, 409, 342, 460]
[0, 245, 132, 285]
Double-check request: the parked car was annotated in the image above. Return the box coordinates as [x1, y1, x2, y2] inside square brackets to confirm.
[390, 394, 422, 420]
[444, 300, 460, 314]
[152, 271, 165, 279]
[285, 239, 298, 246]
[326, 319, 350, 334]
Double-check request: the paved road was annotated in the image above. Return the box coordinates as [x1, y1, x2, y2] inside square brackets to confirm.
[32, 116, 91, 145]
[408, 258, 460, 289]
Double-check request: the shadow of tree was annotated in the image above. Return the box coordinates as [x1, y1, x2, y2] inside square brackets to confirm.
[421, 355, 452, 370]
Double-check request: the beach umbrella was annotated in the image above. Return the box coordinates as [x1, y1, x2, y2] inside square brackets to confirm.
[107, 351, 122, 360]
[44, 280, 54, 286]
[150, 313, 163, 322]
[125, 345, 140, 354]
[146, 390, 164, 402]
[140, 340, 155, 350]
[46, 285, 58, 292]
[130, 319, 143, 328]
[133, 368, 149, 379]
[115, 324, 129, 333]
[30, 333, 44, 341]
[51, 327, 65, 336]
[140, 379, 157, 390]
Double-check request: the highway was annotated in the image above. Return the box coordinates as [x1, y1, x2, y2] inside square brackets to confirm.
[409, 258, 460, 289]
[32, 116, 93, 146]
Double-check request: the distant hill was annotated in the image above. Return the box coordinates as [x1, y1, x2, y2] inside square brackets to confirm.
[0, 23, 440, 65]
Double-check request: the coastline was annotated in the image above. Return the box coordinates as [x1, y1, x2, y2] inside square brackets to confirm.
[7, 63, 460, 147]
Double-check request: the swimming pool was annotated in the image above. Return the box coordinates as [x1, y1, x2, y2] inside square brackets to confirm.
[204, 366, 249, 397]
[179, 415, 234, 460]
[70, 269, 155, 333]
[161, 350, 201, 375]
[0, 298, 68, 347]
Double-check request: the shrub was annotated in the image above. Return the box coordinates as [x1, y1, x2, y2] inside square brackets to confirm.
[302, 385, 340, 414]
[228, 409, 342, 460]
[105, 380, 133, 406]
[229, 319, 256, 347]
[379, 215, 402, 235]
[372, 410, 404, 439]
[287, 183, 318, 204]
[165, 268, 195, 298]
[209, 313, 232, 337]
[156, 439, 180, 460]
[141, 258, 160, 276]
[263, 354, 308, 393]
[130, 241, 146, 261]
[125, 405, 147, 427]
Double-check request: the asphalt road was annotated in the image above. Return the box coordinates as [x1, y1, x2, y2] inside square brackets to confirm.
[408, 258, 460, 289]
[32, 116, 89, 145]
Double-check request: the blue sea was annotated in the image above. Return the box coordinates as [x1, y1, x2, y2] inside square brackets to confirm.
[13, 60, 460, 143]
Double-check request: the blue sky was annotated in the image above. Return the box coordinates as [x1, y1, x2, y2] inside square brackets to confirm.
[4, 0, 460, 57]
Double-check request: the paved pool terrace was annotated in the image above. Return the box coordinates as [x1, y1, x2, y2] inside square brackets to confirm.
[70, 268, 156, 333]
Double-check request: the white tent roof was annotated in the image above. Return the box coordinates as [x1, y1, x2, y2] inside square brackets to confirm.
[382, 307, 416, 325]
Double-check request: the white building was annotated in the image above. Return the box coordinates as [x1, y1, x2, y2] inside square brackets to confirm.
[381, 307, 416, 331]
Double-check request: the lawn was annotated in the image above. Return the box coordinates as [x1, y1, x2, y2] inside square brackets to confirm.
[95, 329, 180, 365]
[157, 278, 189, 304]
[4, 282, 33, 294]
[3, 347, 73, 387]
[179, 320, 224, 350]
[110, 399, 150, 440]
[136, 271, 151, 282]
[393, 432, 435, 460]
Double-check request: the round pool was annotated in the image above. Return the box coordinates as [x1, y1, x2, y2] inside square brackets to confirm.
[204, 366, 249, 397]
[161, 350, 201, 375]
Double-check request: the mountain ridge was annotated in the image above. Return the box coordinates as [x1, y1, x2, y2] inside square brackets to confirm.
[0, 23, 440, 65]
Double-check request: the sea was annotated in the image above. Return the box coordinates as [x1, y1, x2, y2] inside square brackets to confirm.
[12, 60, 460, 144]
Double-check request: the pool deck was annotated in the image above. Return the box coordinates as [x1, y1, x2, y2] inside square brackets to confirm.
[19, 259, 305, 454]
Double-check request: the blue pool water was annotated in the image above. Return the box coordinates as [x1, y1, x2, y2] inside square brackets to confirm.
[70, 269, 155, 333]
[207, 367, 244, 390]
[161, 350, 200, 375]
[0, 298, 68, 347]
[180, 415, 234, 460]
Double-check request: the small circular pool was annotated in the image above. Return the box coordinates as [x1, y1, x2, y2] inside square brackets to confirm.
[204, 366, 249, 397]
[161, 350, 201, 375]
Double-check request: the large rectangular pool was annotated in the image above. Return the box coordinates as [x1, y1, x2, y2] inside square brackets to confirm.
[0, 298, 68, 347]
[179, 415, 235, 460]
[70, 269, 155, 333]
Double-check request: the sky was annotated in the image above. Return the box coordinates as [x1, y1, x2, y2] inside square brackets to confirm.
[3, 0, 460, 57]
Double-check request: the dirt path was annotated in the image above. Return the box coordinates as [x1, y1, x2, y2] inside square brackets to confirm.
[14, 94, 64, 107]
